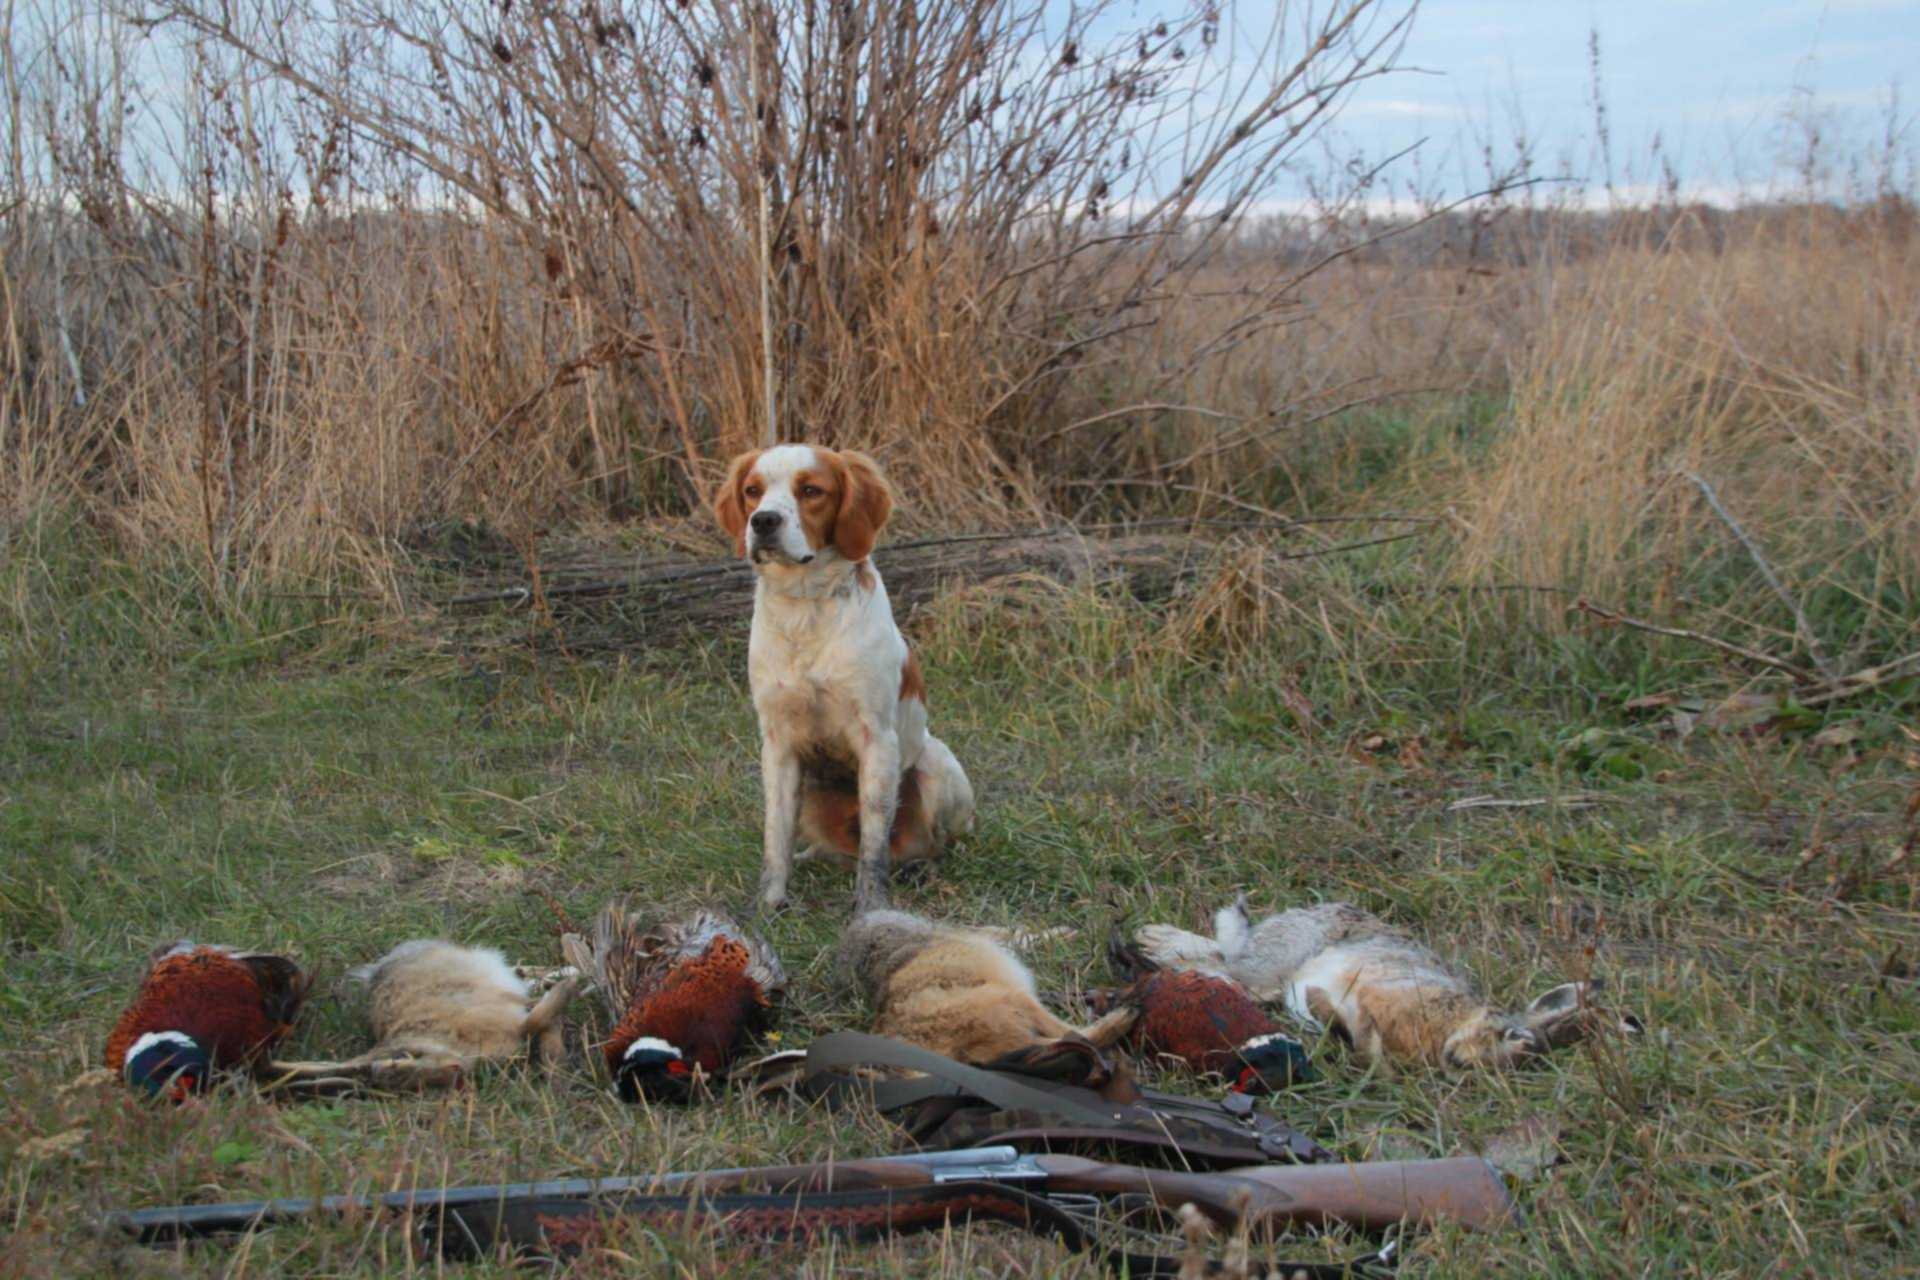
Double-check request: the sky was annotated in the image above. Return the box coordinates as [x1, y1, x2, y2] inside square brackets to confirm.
[9, 0, 1913, 210]
[1298, 0, 1918, 202]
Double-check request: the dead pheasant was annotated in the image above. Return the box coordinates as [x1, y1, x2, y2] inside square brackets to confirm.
[563, 906, 786, 1103]
[104, 941, 312, 1102]
[1095, 933, 1312, 1095]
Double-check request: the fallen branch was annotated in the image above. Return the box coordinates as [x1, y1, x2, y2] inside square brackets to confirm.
[1681, 471, 1838, 679]
[1573, 599, 1819, 684]
[442, 518, 1436, 611]
[1273, 528, 1429, 560]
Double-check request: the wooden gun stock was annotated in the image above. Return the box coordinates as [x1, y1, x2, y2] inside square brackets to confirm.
[1028, 1153, 1521, 1235]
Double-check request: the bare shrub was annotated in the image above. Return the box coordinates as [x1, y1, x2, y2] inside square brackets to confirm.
[1, 0, 1416, 596]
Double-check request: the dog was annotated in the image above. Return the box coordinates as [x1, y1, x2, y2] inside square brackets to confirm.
[836, 909, 1135, 1065]
[1133, 898, 1643, 1071]
[713, 444, 974, 912]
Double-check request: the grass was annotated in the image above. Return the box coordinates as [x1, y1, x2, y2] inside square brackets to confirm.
[3, 524, 1916, 1277]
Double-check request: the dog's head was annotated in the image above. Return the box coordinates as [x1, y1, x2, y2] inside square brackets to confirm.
[713, 445, 894, 570]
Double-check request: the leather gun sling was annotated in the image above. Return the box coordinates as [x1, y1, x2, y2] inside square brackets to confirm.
[803, 1032, 1131, 1125]
[799, 1032, 1328, 1165]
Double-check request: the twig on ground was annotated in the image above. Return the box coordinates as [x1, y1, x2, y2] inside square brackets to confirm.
[1273, 528, 1430, 560]
[1446, 793, 1606, 813]
[1798, 651, 1920, 707]
[529, 886, 581, 939]
[1681, 471, 1838, 679]
[1573, 599, 1819, 683]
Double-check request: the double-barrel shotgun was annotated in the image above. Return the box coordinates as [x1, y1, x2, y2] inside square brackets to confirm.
[110, 1144, 1518, 1274]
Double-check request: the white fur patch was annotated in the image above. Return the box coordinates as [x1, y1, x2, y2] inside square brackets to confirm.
[621, 1036, 683, 1063]
[1213, 898, 1252, 960]
[351, 939, 529, 998]
[746, 444, 824, 562]
[123, 1029, 198, 1068]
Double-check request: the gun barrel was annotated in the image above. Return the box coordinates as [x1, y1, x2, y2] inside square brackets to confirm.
[109, 1146, 1027, 1243]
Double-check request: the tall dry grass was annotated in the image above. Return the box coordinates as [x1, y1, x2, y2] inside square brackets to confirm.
[1, 0, 1915, 656]
[2, 0, 1420, 600]
[1452, 202, 1920, 641]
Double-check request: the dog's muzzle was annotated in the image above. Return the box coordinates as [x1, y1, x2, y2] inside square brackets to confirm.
[748, 510, 814, 565]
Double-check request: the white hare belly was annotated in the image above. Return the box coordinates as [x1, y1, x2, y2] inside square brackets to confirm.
[1284, 949, 1360, 1031]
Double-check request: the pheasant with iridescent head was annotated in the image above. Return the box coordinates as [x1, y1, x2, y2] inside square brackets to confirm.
[563, 906, 786, 1103]
[104, 941, 312, 1102]
[1094, 931, 1313, 1095]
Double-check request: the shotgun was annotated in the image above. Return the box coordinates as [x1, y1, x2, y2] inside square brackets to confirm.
[109, 1145, 1518, 1246]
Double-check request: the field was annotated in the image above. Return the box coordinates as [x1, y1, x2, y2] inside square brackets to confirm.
[4, 482, 1918, 1276]
[5, 2, 1920, 1273]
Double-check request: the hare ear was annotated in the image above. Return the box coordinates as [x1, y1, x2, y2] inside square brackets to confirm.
[712, 450, 762, 556]
[829, 450, 893, 563]
[1524, 981, 1619, 1050]
[1525, 981, 1589, 1020]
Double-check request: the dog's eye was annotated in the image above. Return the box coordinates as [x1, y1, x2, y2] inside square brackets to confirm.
[799, 485, 823, 499]
[744, 486, 762, 499]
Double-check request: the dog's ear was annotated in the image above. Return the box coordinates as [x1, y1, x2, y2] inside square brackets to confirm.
[830, 450, 893, 563]
[712, 450, 762, 556]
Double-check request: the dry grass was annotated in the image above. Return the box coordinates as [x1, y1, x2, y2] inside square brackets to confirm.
[1454, 205, 1920, 618]
[4, 0, 1916, 659]
[4, 6, 1918, 1276]
[9, 201, 1915, 619]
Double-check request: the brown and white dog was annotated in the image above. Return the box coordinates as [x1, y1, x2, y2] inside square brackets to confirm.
[713, 444, 974, 912]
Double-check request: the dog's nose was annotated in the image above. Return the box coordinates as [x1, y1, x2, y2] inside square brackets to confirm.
[749, 510, 783, 537]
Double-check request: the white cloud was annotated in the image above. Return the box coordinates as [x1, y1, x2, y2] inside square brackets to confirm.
[1343, 98, 1467, 120]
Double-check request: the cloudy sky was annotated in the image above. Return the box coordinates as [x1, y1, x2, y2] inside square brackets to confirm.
[1304, 0, 1916, 201]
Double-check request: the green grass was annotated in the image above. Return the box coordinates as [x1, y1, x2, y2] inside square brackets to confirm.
[2, 536, 1917, 1277]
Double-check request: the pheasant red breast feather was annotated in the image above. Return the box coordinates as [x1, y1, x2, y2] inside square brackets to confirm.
[104, 941, 312, 1077]
[1101, 933, 1311, 1093]
[1128, 968, 1280, 1072]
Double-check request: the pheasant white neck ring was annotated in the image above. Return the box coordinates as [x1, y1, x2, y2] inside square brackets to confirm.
[123, 1029, 198, 1069]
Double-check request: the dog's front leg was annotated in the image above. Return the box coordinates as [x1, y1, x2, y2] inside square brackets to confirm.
[853, 728, 902, 912]
[759, 739, 802, 911]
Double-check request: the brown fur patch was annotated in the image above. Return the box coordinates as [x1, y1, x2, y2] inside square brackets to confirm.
[868, 936, 1136, 1065]
[1320, 967, 1501, 1067]
[899, 649, 926, 704]
[791, 466, 839, 554]
[824, 450, 893, 563]
[873, 939, 1076, 1063]
[711, 450, 763, 556]
[797, 767, 936, 863]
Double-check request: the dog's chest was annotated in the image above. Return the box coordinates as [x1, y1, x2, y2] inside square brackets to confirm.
[755, 670, 863, 748]
[747, 574, 902, 754]
[750, 607, 876, 740]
